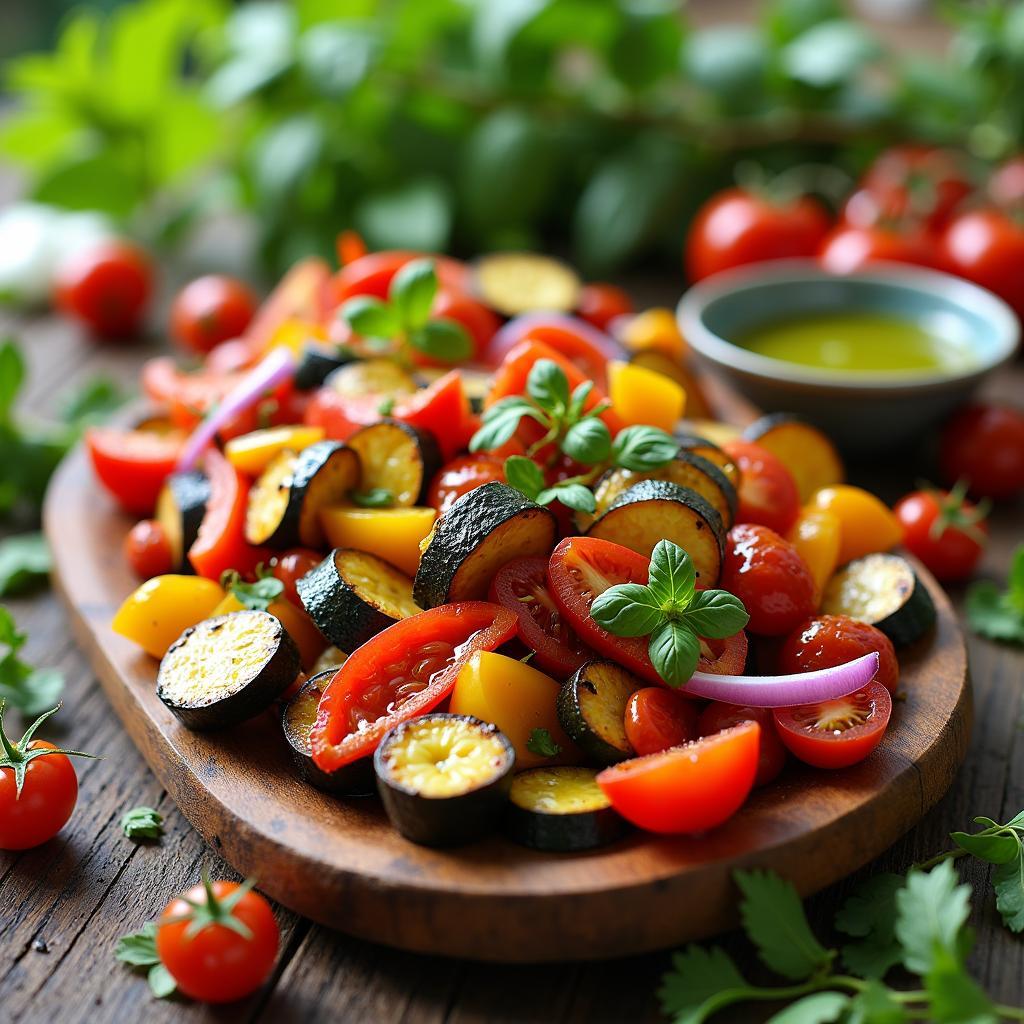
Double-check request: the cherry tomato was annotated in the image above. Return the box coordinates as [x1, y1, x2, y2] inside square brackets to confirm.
[721, 524, 816, 637]
[304, 388, 383, 442]
[271, 548, 322, 607]
[777, 614, 899, 693]
[124, 519, 174, 580]
[328, 250, 469, 306]
[722, 440, 800, 535]
[86, 426, 187, 516]
[894, 489, 987, 583]
[156, 880, 278, 1003]
[940, 403, 1024, 500]
[819, 224, 934, 275]
[808, 485, 901, 565]
[0, 740, 79, 850]
[577, 283, 633, 331]
[171, 275, 257, 355]
[773, 680, 891, 769]
[54, 240, 153, 339]
[597, 721, 760, 833]
[428, 454, 506, 514]
[685, 188, 831, 283]
[698, 703, 787, 786]
[624, 688, 699, 756]
[489, 558, 592, 677]
[939, 209, 1024, 318]
[429, 289, 501, 360]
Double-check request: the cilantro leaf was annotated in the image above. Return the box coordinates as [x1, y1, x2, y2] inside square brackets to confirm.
[649, 619, 701, 688]
[0, 606, 64, 716]
[148, 963, 177, 999]
[561, 416, 612, 465]
[120, 806, 164, 840]
[658, 944, 751, 1024]
[389, 257, 438, 328]
[0, 533, 51, 597]
[647, 539, 696, 610]
[895, 860, 971, 974]
[349, 487, 394, 508]
[341, 295, 402, 339]
[965, 547, 1024, 645]
[951, 819, 1021, 864]
[591, 583, 664, 637]
[503, 455, 545, 502]
[408, 319, 473, 363]
[993, 849, 1024, 932]
[681, 590, 749, 639]
[223, 571, 284, 612]
[734, 869, 834, 981]
[846, 981, 908, 1024]
[115, 923, 161, 967]
[526, 359, 570, 414]
[834, 872, 905, 979]
[764, 992, 848, 1024]
[526, 728, 561, 758]
[924, 943, 997, 1023]
[536, 482, 595, 514]
[611, 425, 678, 471]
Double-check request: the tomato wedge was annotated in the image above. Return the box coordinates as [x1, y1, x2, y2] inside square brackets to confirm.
[311, 603, 516, 772]
[597, 721, 760, 834]
[772, 680, 891, 770]
[489, 557, 593, 677]
[392, 369, 477, 459]
[86, 425, 188, 515]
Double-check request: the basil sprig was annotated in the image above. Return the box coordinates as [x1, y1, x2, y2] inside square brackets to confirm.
[591, 540, 748, 687]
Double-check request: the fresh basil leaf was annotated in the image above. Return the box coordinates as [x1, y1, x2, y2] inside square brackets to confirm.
[120, 806, 164, 840]
[682, 590, 749, 640]
[389, 257, 438, 329]
[408, 319, 473, 363]
[951, 828, 1021, 865]
[59, 375, 126, 426]
[764, 992, 848, 1024]
[781, 19, 879, 89]
[526, 727, 561, 758]
[993, 849, 1024, 932]
[612, 425, 678, 471]
[354, 178, 452, 253]
[561, 417, 611, 465]
[148, 963, 177, 999]
[115, 923, 161, 966]
[658, 944, 751, 1024]
[341, 295, 401, 340]
[834, 872, 905, 980]
[0, 338, 25, 423]
[591, 582, 663, 637]
[565, 380, 594, 423]
[526, 359, 570, 414]
[504, 455, 545, 501]
[647, 540, 696, 611]
[537, 482, 595, 514]
[895, 860, 971, 974]
[648, 619, 700, 687]
[469, 403, 533, 452]
[349, 487, 394, 509]
[0, 533, 51, 597]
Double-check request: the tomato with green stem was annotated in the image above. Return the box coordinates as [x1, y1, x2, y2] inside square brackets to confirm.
[698, 703, 787, 787]
[894, 485, 988, 583]
[156, 875, 279, 1003]
[624, 688, 700, 756]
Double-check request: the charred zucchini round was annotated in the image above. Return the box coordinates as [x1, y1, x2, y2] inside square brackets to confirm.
[743, 413, 844, 502]
[294, 343, 354, 391]
[327, 358, 416, 398]
[156, 470, 210, 572]
[297, 548, 421, 652]
[346, 420, 441, 507]
[557, 660, 642, 765]
[157, 610, 300, 731]
[822, 553, 936, 647]
[245, 440, 361, 549]
[472, 252, 581, 317]
[505, 767, 626, 852]
[586, 479, 726, 586]
[675, 434, 741, 488]
[374, 713, 516, 847]
[414, 482, 558, 608]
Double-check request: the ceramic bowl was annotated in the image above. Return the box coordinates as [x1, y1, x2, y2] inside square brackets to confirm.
[677, 261, 1019, 453]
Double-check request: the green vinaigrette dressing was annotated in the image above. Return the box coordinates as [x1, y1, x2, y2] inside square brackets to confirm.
[735, 312, 977, 373]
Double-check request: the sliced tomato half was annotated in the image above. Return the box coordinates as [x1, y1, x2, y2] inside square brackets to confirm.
[310, 602, 516, 772]
[597, 721, 760, 834]
[86, 425, 188, 516]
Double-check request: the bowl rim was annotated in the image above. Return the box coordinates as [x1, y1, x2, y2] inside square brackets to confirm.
[676, 259, 1020, 391]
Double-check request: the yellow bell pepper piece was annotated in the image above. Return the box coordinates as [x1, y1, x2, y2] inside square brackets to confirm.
[450, 651, 577, 769]
[319, 506, 436, 577]
[787, 508, 842, 607]
[212, 592, 326, 671]
[265, 318, 328, 358]
[112, 575, 225, 659]
[607, 359, 686, 433]
[809, 485, 902, 566]
[224, 425, 326, 477]
[620, 307, 687, 361]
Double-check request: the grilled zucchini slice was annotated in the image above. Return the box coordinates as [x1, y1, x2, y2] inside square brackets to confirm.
[744, 413, 844, 502]
[374, 713, 516, 846]
[327, 358, 416, 398]
[294, 343, 354, 391]
[346, 420, 441, 507]
[311, 645, 347, 675]
[676, 434, 741, 488]
[297, 548, 420, 652]
[822, 553, 936, 647]
[556, 660, 642, 765]
[156, 470, 209, 572]
[245, 440, 360, 548]
[414, 482, 558, 608]
[473, 252, 581, 317]
[157, 610, 300, 730]
[504, 766, 626, 852]
[586, 479, 726, 586]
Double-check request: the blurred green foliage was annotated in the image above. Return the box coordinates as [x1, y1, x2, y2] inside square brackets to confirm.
[2, 0, 1023, 279]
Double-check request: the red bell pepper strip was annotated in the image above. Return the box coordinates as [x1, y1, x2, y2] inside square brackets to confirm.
[392, 370, 477, 459]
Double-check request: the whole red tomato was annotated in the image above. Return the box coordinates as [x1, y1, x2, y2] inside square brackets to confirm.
[124, 520, 174, 580]
[577, 283, 633, 331]
[894, 488, 988, 582]
[624, 688, 700, 756]
[819, 224, 934, 275]
[54, 240, 153, 338]
[939, 209, 1024, 318]
[940, 403, 1024, 500]
[271, 548, 322, 607]
[0, 739, 79, 850]
[156, 879, 279, 1003]
[171, 275, 257, 354]
[720, 523, 816, 637]
[685, 188, 831, 283]
[722, 439, 801, 535]
[777, 614, 900, 693]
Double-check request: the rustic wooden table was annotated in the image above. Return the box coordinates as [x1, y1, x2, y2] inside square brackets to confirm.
[0, 305, 1021, 1022]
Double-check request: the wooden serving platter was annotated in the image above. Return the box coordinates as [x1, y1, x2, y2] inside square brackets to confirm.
[45, 441, 970, 963]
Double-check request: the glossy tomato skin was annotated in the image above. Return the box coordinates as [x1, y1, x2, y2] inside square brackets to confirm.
[86, 426, 187, 516]
[685, 189, 830, 283]
[722, 440, 800, 535]
[893, 491, 987, 583]
[698, 703, 787, 786]
[489, 558, 592, 677]
[54, 240, 153, 339]
[392, 370, 477, 460]
[819, 224, 934, 275]
[577, 283, 633, 331]
[773, 680, 891, 769]
[777, 614, 899, 693]
[328, 251, 469, 306]
[0, 742, 78, 850]
[597, 721, 760, 833]
[721, 524, 816, 637]
[940, 403, 1024, 500]
[271, 548, 322, 607]
[157, 882, 279, 1003]
[940, 210, 1024, 318]
[124, 519, 174, 580]
[171, 275, 257, 355]
[428, 454, 506, 514]
[624, 688, 700, 756]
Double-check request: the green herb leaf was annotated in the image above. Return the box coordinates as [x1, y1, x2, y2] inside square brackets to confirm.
[469, 398, 542, 452]
[611, 425, 678, 471]
[60, 376, 127, 426]
[993, 849, 1024, 932]
[565, 381, 594, 424]
[895, 860, 971, 974]
[526, 727, 561, 758]
[764, 992, 848, 1024]
[648, 540, 696, 611]
[341, 295, 402, 340]
[658, 945, 751, 1024]
[389, 257, 438, 329]
[923, 942, 996, 1023]
[408, 319, 474, 363]
[649, 619, 701, 688]
[536, 482, 596, 514]
[503, 455, 545, 502]
[224, 571, 285, 612]
[147, 963, 177, 999]
[0, 606, 64, 716]
[834, 872, 905, 979]
[682, 590, 750, 640]
[377, 396, 395, 416]
[120, 806, 164, 840]
[591, 583, 664, 637]
[561, 416, 612, 465]
[734, 869, 834, 981]
[951, 823, 1021, 864]
[0, 533, 51, 597]
[115, 923, 161, 967]
[846, 980, 908, 1024]
[350, 487, 394, 509]
[0, 339, 26, 422]
[526, 359, 570, 414]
